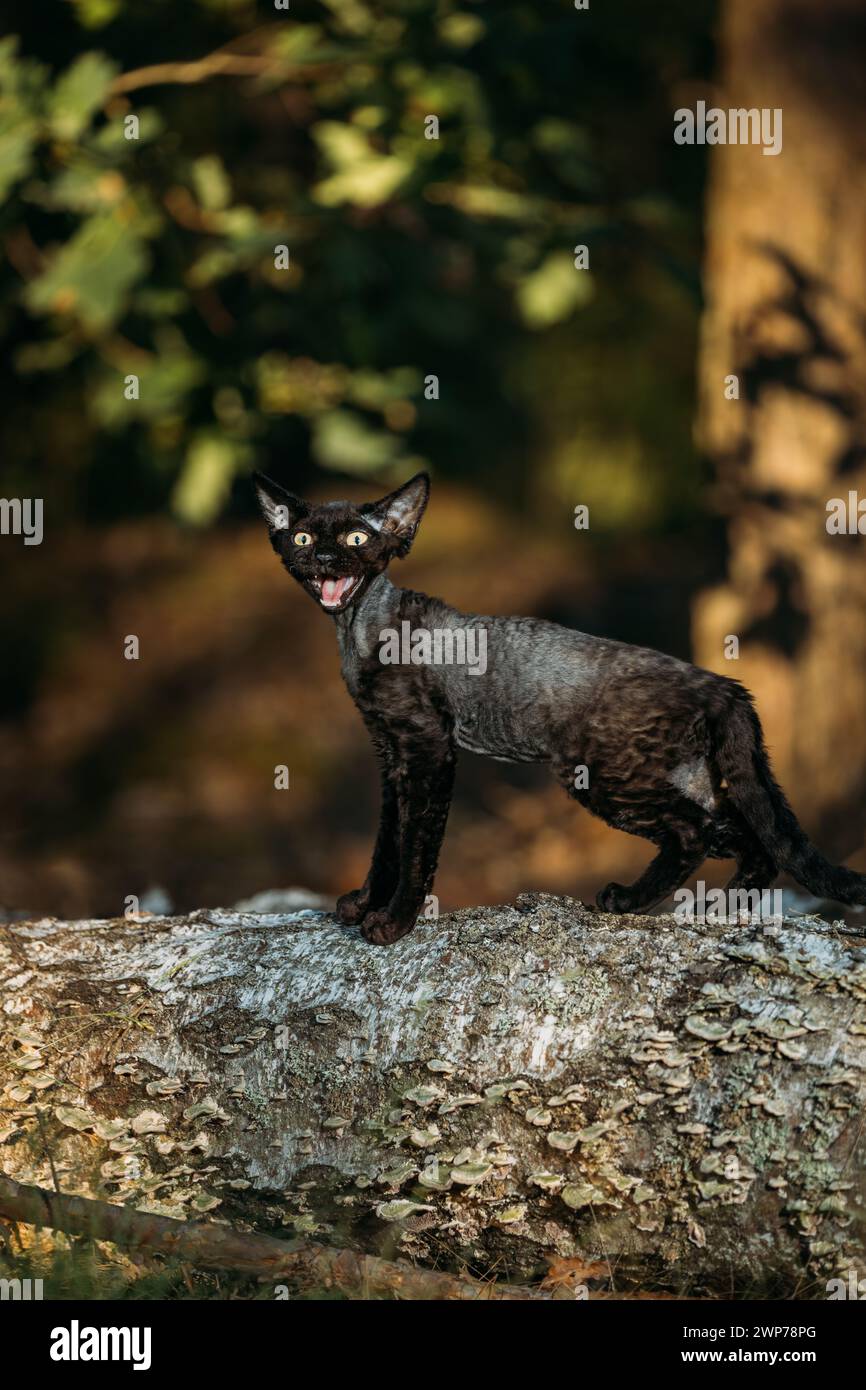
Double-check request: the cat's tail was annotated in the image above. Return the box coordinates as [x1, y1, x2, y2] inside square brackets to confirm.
[712, 688, 866, 905]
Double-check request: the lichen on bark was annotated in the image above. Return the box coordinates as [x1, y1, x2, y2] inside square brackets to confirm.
[1, 894, 865, 1294]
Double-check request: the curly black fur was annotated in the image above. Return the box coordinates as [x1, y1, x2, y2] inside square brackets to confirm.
[254, 471, 866, 945]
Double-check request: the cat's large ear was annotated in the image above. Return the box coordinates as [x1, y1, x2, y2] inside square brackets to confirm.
[362, 473, 430, 556]
[252, 472, 306, 533]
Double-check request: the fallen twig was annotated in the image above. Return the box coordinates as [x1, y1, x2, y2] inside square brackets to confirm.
[0, 1175, 550, 1301]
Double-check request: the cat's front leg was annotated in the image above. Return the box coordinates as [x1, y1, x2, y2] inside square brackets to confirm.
[336, 757, 400, 925]
[335, 888, 370, 926]
[361, 741, 455, 946]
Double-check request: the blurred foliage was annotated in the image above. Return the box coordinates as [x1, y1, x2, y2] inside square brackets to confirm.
[0, 0, 714, 528]
[0, 1, 721, 918]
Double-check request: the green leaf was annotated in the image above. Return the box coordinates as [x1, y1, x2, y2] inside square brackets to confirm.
[90, 107, 163, 152]
[0, 111, 37, 201]
[346, 366, 421, 410]
[438, 13, 485, 48]
[171, 433, 247, 525]
[192, 155, 231, 213]
[14, 336, 81, 374]
[312, 122, 410, 208]
[516, 251, 593, 330]
[25, 213, 148, 333]
[0, 36, 50, 102]
[30, 163, 127, 213]
[312, 409, 401, 473]
[69, 0, 123, 29]
[91, 335, 204, 427]
[49, 52, 117, 140]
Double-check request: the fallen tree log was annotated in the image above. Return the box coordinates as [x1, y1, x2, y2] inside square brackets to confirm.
[0, 1174, 550, 1300]
[2, 894, 865, 1296]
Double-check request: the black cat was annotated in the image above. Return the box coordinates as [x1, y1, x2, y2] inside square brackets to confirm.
[254, 471, 866, 945]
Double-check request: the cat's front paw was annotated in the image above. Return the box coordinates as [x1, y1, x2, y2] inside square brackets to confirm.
[336, 888, 370, 926]
[360, 910, 416, 946]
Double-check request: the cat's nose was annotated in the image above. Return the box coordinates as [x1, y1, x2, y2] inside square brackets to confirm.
[315, 549, 339, 568]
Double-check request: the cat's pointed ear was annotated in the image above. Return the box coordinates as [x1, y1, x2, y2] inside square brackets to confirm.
[362, 473, 430, 555]
[252, 472, 306, 533]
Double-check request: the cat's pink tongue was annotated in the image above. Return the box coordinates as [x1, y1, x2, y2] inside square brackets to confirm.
[321, 577, 352, 607]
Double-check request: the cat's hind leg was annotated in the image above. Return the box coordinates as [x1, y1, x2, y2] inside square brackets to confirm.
[552, 759, 714, 914]
[706, 809, 779, 892]
[596, 827, 709, 914]
[725, 839, 778, 893]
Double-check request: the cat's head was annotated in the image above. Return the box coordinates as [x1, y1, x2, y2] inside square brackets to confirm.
[253, 471, 429, 614]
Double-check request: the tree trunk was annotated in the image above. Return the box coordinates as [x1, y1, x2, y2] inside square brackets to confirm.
[2, 896, 865, 1295]
[694, 0, 866, 851]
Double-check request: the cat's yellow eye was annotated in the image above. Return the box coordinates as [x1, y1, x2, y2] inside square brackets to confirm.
[293, 531, 313, 547]
[344, 530, 370, 547]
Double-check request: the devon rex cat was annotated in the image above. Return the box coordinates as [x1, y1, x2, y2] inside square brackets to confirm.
[254, 471, 866, 945]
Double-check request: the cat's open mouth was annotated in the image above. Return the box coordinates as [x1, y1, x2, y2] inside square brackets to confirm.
[310, 575, 362, 611]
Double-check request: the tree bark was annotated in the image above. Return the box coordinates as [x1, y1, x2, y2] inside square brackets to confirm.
[2, 896, 865, 1296]
[694, 0, 866, 851]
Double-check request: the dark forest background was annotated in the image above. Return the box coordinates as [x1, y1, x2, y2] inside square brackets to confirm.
[2, 0, 864, 920]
